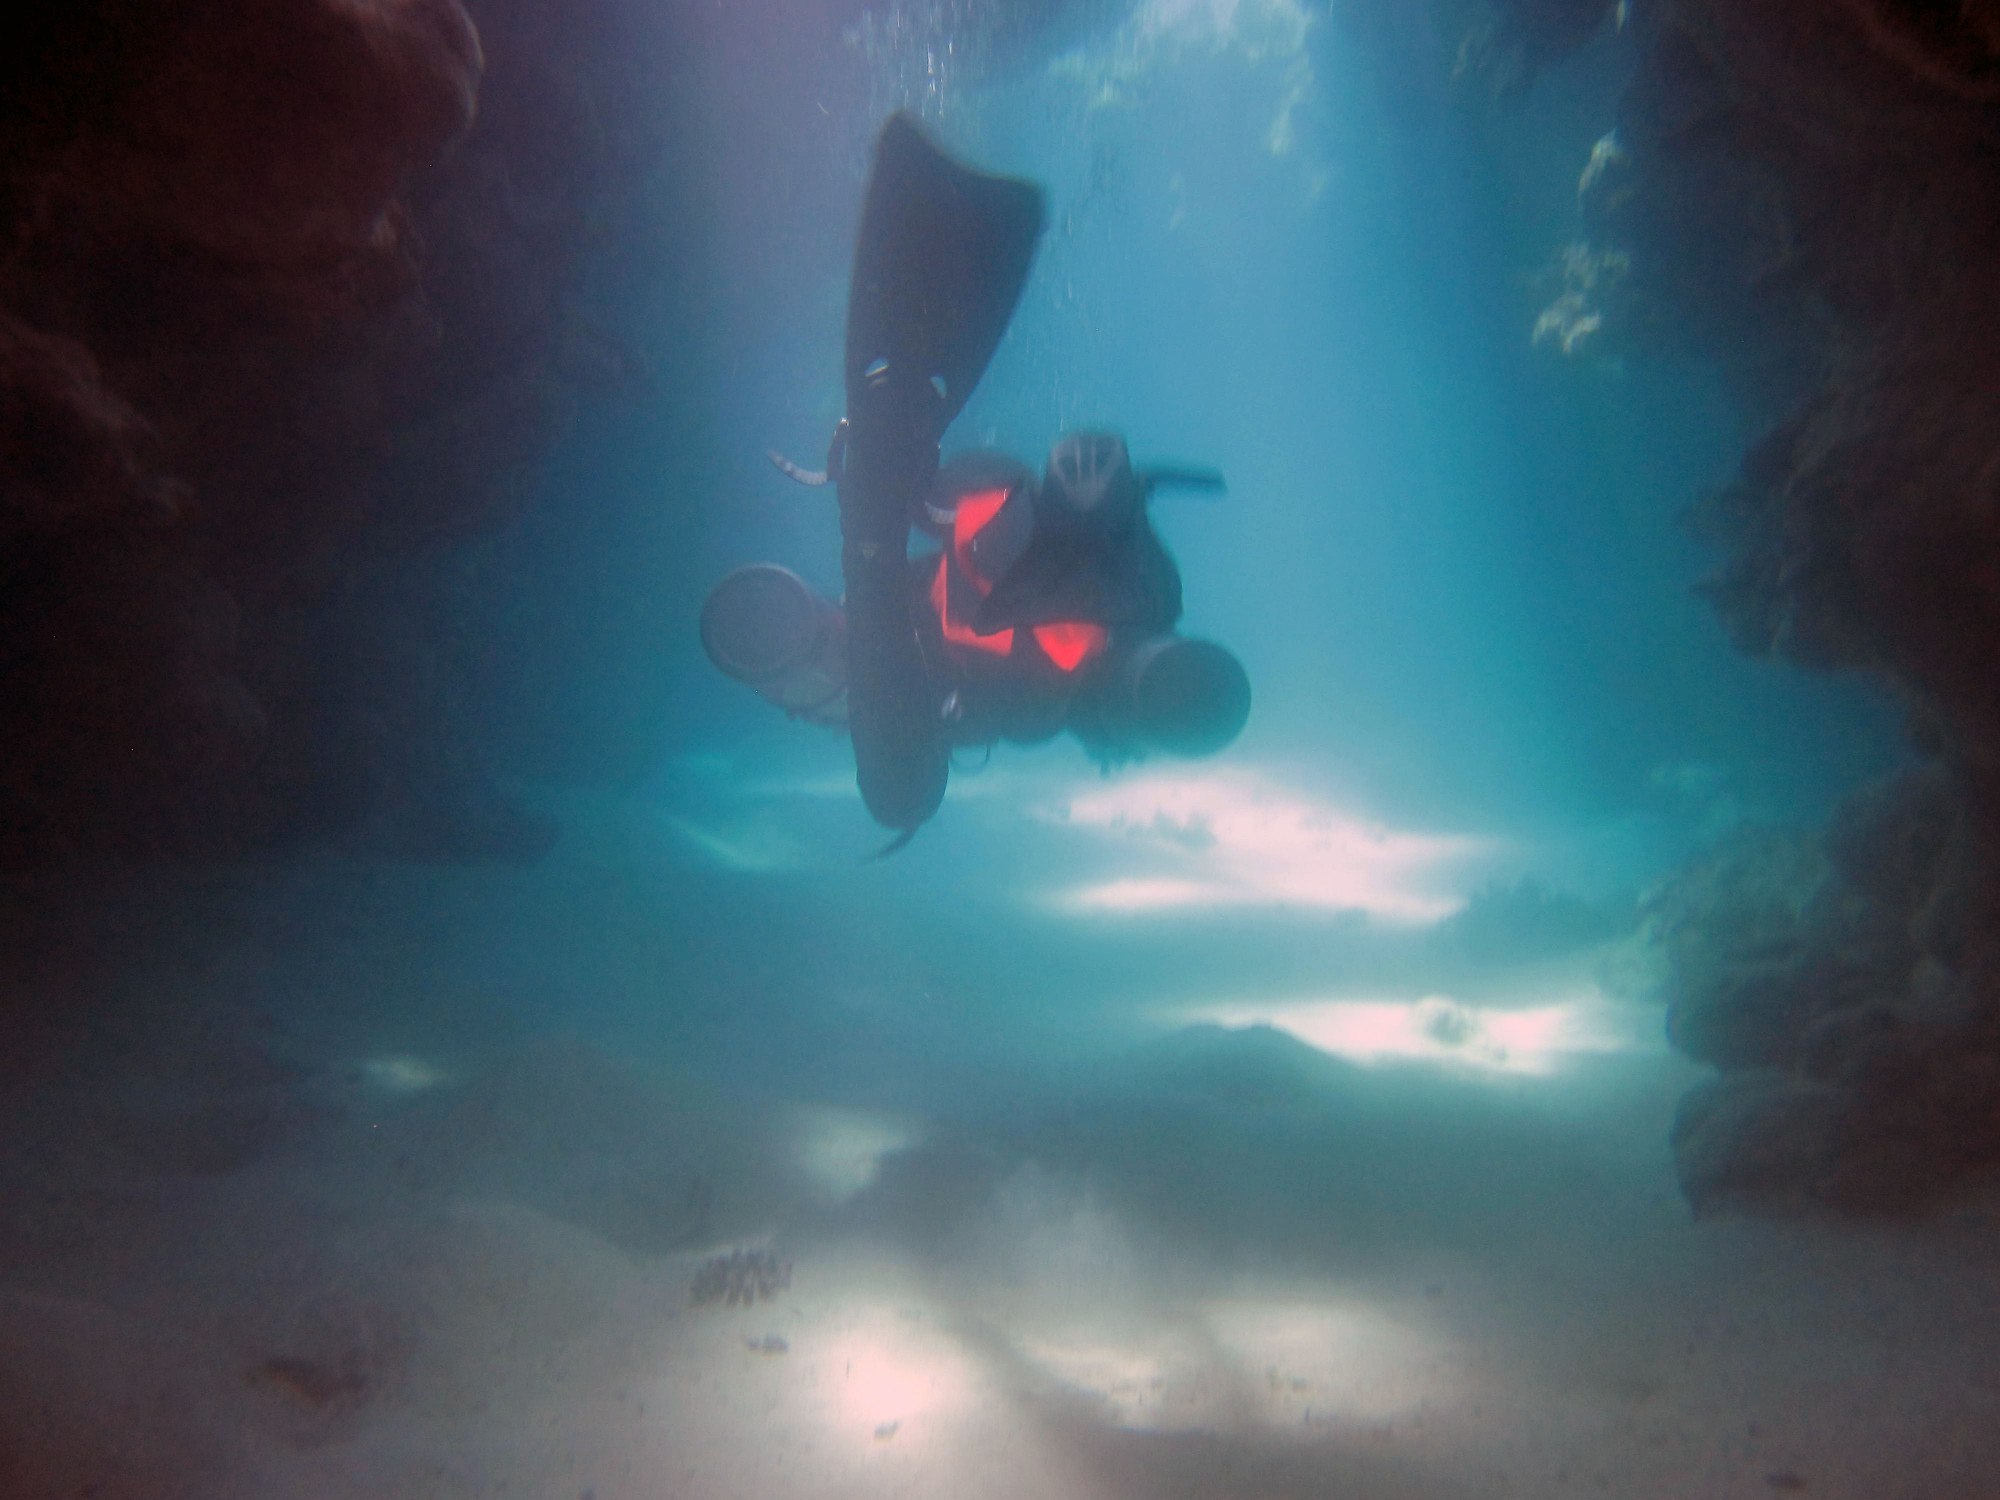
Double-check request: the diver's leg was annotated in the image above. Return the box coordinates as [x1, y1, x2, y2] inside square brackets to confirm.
[832, 114, 1043, 833]
[838, 386, 947, 830]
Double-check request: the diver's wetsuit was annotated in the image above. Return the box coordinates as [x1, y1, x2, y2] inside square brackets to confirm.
[913, 437, 1188, 760]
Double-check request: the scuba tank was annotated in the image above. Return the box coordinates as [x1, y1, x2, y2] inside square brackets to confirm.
[1072, 633, 1251, 761]
[698, 565, 848, 727]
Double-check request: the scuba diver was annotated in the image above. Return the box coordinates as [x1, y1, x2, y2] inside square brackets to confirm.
[700, 114, 1250, 843]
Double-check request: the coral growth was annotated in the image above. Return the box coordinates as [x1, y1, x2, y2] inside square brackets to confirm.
[690, 1248, 793, 1309]
[1531, 241, 1630, 357]
[1444, 0, 1620, 105]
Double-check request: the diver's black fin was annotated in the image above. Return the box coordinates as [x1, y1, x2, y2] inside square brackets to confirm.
[867, 825, 921, 860]
[845, 113, 1044, 433]
[836, 115, 1042, 836]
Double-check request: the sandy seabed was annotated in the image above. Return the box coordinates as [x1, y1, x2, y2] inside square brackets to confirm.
[3, 834, 1998, 1500]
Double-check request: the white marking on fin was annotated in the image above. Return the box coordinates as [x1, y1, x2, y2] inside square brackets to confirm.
[767, 449, 829, 486]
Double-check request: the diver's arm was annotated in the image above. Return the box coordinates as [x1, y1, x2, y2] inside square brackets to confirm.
[837, 374, 948, 831]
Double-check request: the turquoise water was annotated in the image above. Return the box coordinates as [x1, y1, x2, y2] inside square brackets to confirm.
[627, 0, 1898, 865]
[13, 5, 2000, 1498]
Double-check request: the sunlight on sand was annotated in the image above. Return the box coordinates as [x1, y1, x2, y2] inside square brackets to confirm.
[788, 1106, 922, 1205]
[1042, 768, 1488, 919]
[1185, 990, 1659, 1075]
[1014, 1292, 1459, 1435]
[1204, 1294, 1459, 1427]
[814, 1302, 984, 1437]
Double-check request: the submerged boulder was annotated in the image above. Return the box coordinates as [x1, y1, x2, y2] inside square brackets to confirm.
[0, 315, 180, 541]
[1655, 774, 2000, 1215]
[1671, 1069, 1840, 1216]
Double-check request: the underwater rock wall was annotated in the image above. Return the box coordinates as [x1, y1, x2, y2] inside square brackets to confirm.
[1427, 0, 1619, 105]
[1648, 771, 2000, 1214]
[1460, 0, 2000, 1212]
[0, 0, 668, 865]
[1565, 0, 2000, 752]
[1644, 2, 2000, 1216]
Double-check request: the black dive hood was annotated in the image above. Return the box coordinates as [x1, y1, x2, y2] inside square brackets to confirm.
[1043, 431, 1142, 535]
[1039, 430, 1228, 538]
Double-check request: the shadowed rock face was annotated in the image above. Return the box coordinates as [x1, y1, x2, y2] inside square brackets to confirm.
[1568, 0, 2000, 752]
[1620, 3, 2000, 1215]
[1432, 0, 1619, 105]
[1652, 775, 2000, 1215]
[1428, 0, 2000, 1212]
[0, 0, 669, 865]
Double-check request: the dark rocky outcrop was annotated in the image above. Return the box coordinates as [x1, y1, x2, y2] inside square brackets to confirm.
[1572, 0, 2000, 759]
[1636, 5, 2000, 1215]
[0, 0, 670, 865]
[1441, 0, 2000, 1212]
